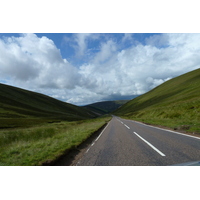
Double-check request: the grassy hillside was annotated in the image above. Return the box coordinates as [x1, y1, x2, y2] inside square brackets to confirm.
[83, 100, 129, 115]
[114, 68, 200, 134]
[0, 83, 96, 128]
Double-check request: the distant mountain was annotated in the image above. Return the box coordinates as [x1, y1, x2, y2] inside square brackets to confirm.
[83, 100, 129, 115]
[114, 68, 200, 133]
[0, 83, 97, 128]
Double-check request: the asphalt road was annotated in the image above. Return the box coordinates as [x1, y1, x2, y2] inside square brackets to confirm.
[76, 116, 200, 166]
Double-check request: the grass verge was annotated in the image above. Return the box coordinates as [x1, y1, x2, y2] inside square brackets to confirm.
[120, 98, 200, 134]
[114, 68, 200, 135]
[0, 116, 111, 166]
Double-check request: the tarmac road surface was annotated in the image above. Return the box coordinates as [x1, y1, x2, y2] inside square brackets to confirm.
[76, 116, 200, 166]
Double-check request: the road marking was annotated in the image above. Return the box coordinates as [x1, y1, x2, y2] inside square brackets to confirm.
[116, 118, 130, 129]
[84, 121, 111, 154]
[124, 124, 130, 129]
[91, 142, 95, 146]
[131, 120, 200, 140]
[133, 131, 166, 156]
[86, 148, 90, 153]
[95, 121, 111, 142]
[116, 118, 124, 124]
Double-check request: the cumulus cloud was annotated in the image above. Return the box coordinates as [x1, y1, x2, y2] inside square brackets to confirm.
[75, 33, 200, 104]
[92, 39, 117, 64]
[0, 33, 200, 105]
[0, 33, 80, 90]
[145, 34, 169, 47]
[74, 33, 91, 56]
[70, 33, 102, 58]
[122, 33, 133, 43]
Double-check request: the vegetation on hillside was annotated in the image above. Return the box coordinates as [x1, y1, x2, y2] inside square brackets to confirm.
[0, 83, 97, 128]
[2, 67, 200, 165]
[83, 100, 129, 115]
[114, 68, 200, 134]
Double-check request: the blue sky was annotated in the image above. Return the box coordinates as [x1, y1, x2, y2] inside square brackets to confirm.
[0, 33, 200, 105]
[38, 33, 160, 58]
[0, 33, 161, 64]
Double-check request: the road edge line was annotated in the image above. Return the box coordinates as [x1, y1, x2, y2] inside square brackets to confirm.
[130, 120, 200, 140]
[95, 120, 111, 142]
[84, 120, 111, 155]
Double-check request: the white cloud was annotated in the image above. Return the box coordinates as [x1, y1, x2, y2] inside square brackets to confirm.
[74, 33, 91, 56]
[122, 33, 133, 43]
[0, 34, 81, 90]
[145, 34, 169, 47]
[92, 40, 117, 64]
[73, 33, 101, 57]
[0, 33, 200, 105]
[76, 33, 200, 104]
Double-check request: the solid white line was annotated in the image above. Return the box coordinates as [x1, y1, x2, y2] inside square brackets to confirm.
[91, 142, 95, 146]
[131, 120, 200, 140]
[85, 120, 111, 154]
[95, 121, 111, 142]
[86, 148, 90, 153]
[124, 124, 130, 129]
[133, 131, 166, 156]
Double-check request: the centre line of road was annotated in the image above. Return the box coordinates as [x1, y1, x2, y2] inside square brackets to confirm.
[124, 124, 130, 129]
[133, 131, 166, 157]
[131, 120, 200, 140]
[116, 118, 124, 125]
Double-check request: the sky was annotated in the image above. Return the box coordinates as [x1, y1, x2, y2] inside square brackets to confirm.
[1, 0, 200, 198]
[0, 33, 200, 105]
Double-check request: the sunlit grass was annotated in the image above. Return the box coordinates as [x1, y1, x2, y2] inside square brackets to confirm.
[115, 68, 200, 134]
[124, 100, 200, 134]
[0, 117, 111, 166]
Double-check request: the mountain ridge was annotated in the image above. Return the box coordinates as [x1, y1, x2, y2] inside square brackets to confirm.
[83, 100, 129, 115]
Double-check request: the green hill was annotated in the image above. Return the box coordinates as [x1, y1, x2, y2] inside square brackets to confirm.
[114, 68, 200, 134]
[83, 100, 129, 115]
[0, 83, 96, 128]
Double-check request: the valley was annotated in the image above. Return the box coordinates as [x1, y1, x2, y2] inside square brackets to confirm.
[1, 68, 200, 165]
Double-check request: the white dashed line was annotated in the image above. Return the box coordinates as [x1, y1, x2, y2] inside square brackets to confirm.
[116, 118, 131, 130]
[124, 124, 130, 129]
[133, 131, 166, 156]
[131, 120, 200, 140]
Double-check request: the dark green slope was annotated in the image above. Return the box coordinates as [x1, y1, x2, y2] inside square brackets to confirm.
[114, 68, 200, 133]
[83, 100, 129, 115]
[0, 83, 96, 128]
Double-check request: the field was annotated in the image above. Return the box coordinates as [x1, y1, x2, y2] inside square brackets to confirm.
[0, 116, 111, 166]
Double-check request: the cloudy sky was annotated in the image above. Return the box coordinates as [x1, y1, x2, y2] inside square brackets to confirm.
[0, 33, 199, 105]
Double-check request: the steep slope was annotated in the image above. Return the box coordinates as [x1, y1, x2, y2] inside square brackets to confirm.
[114, 68, 200, 133]
[83, 100, 129, 115]
[0, 83, 96, 128]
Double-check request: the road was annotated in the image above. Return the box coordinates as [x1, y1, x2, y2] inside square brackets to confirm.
[76, 116, 200, 166]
